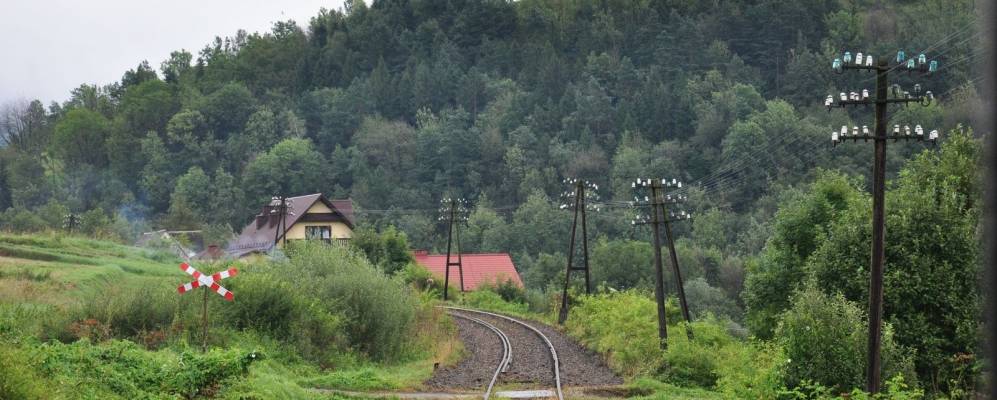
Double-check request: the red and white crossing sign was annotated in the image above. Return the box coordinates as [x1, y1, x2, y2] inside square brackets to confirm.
[177, 262, 238, 301]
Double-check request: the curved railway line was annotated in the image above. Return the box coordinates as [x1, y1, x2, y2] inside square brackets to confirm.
[446, 311, 512, 399]
[442, 306, 564, 400]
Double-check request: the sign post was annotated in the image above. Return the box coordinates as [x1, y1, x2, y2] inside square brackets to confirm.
[177, 262, 237, 352]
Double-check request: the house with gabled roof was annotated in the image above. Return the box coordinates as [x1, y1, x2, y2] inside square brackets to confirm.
[411, 250, 524, 290]
[226, 193, 355, 258]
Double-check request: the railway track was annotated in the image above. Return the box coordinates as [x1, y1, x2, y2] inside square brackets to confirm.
[442, 307, 564, 400]
[447, 311, 512, 399]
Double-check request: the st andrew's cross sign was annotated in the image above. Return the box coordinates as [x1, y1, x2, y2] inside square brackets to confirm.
[177, 262, 238, 301]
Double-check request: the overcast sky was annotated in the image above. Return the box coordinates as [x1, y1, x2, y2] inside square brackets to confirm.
[0, 0, 346, 106]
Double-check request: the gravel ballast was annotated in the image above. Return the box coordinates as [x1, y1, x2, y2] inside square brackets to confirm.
[424, 309, 622, 390]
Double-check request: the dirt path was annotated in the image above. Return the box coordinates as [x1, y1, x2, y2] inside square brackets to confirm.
[424, 309, 621, 391]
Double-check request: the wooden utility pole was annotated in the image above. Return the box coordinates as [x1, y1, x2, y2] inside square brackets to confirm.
[660, 199, 693, 328]
[272, 196, 292, 249]
[632, 178, 692, 347]
[558, 179, 595, 325]
[648, 181, 669, 345]
[867, 59, 889, 393]
[441, 197, 468, 300]
[828, 51, 938, 393]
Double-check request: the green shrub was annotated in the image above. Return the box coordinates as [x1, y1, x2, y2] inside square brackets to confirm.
[713, 339, 785, 399]
[478, 277, 527, 303]
[524, 288, 553, 314]
[282, 242, 418, 362]
[222, 268, 346, 366]
[775, 284, 916, 393]
[683, 277, 741, 321]
[566, 290, 788, 397]
[72, 282, 180, 343]
[780, 374, 924, 399]
[663, 326, 720, 387]
[663, 317, 739, 387]
[462, 290, 530, 315]
[0, 208, 46, 233]
[349, 226, 414, 275]
[397, 262, 443, 294]
[79, 209, 112, 237]
[565, 291, 669, 377]
[222, 271, 308, 335]
[0, 344, 47, 400]
[35, 200, 70, 230]
[30, 339, 254, 398]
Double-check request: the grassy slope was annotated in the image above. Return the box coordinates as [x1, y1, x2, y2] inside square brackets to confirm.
[0, 234, 183, 304]
[0, 233, 436, 399]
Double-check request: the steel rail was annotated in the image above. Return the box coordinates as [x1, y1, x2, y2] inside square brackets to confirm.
[444, 307, 564, 400]
[449, 312, 512, 370]
[446, 311, 512, 399]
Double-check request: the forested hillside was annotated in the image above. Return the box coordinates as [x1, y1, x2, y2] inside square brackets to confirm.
[0, 0, 987, 395]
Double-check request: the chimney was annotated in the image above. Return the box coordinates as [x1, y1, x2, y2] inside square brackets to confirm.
[255, 205, 273, 229]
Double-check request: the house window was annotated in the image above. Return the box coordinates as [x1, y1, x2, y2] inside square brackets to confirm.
[305, 226, 332, 243]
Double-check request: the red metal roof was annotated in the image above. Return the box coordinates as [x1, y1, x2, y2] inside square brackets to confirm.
[411, 251, 524, 290]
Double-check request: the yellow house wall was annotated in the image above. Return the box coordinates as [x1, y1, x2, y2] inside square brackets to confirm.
[284, 222, 353, 240]
[281, 200, 353, 241]
[306, 202, 334, 214]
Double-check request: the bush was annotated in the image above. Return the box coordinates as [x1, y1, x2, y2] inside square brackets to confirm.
[663, 324, 723, 387]
[221, 268, 345, 366]
[683, 277, 741, 321]
[397, 262, 443, 294]
[349, 226, 414, 275]
[0, 208, 46, 233]
[566, 290, 787, 396]
[775, 284, 916, 393]
[282, 242, 418, 362]
[72, 282, 179, 343]
[781, 374, 924, 400]
[524, 288, 553, 314]
[714, 340, 785, 399]
[0, 344, 47, 400]
[564, 291, 669, 377]
[462, 290, 530, 315]
[79, 209, 113, 237]
[479, 277, 527, 303]
[29, 339, 254, 398]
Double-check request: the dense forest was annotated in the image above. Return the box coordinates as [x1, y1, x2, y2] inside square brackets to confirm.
[0, 0, 986, 395]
